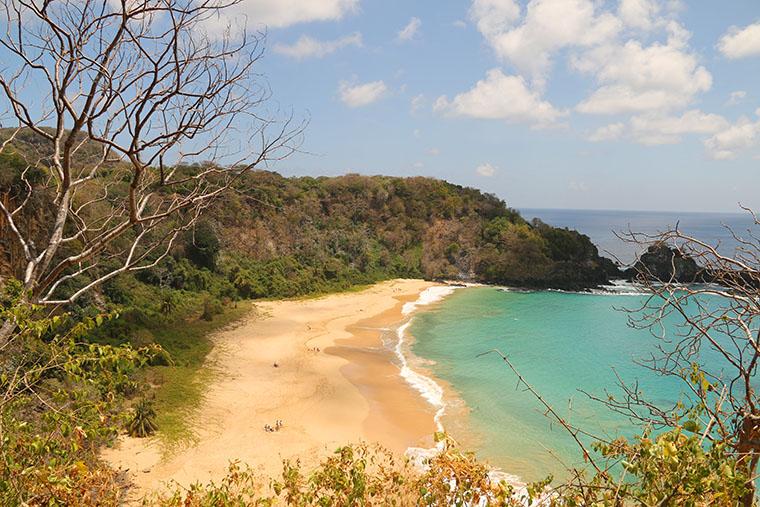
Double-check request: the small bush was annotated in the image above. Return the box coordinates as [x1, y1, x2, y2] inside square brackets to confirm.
[148, 441, 534, 506]
[127, 399, 158, 438]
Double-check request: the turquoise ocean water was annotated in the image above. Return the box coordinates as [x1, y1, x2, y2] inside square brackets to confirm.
[406, 209, 752, 483]
[409, 287, 682, 481]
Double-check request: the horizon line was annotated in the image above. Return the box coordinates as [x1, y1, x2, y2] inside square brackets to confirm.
[517, 206, 753, 216]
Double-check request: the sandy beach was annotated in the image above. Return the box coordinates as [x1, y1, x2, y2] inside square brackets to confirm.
[103, 279, 442, 499]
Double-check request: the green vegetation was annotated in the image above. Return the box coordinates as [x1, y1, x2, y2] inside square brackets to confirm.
[1, 143, 621, 305]
[560, 427, 751, 505]
[145, 303, 252, 449]
[205, 171, 619, 292]
[148, 439, 529, 506]
[0, 283, 159, 506]
[148, 430, 749, 506]
[82, 275, 253, 448]
[127, 399, 159, 438]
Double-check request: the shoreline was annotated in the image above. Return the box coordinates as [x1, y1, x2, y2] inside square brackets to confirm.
[103, 279, 453, 500]
[328, 294, 440, 454]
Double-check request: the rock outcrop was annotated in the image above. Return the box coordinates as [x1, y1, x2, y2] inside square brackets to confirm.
[625, 243, 703, 283]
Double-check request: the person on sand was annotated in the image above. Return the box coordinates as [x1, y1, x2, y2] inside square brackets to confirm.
[264, 421, 283, 432]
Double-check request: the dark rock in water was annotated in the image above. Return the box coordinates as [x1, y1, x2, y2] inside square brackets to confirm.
[600, 256, 624, 279]
[625, 243, 702, 283]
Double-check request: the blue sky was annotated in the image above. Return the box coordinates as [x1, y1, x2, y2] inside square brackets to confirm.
[238, 0, 760, 213]
[3, 0, 759, 213]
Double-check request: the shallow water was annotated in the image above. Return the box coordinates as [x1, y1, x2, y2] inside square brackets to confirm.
[408, 286, 732, 482]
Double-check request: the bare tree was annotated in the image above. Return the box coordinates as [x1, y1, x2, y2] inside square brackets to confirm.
[600, 209, 760, 505]
[0, 0, 303, 343]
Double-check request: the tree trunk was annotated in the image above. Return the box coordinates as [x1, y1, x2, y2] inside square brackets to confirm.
[740, 453, 758, 507]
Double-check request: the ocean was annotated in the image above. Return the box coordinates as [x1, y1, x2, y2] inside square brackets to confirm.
[401, 208, 755, 483]
[520, 208, 755, 264]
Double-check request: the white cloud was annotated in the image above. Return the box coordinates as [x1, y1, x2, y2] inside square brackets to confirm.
[574, 22, 712, 114]
[587, 122, 625, 142]
[718, 22, 760, 59]
[727, 90, 747, 105]
[413, 161, 425, 169]
[434, 68, 565, 126]
[587, 111, 728, 146]
[410, 94, 425, 113]
[205, 0, 359, 32]
[468, 0, 520, 39]
[339, 80, 388, 107]
[427, 148, 440, 156]
[465, 0, 712, 122]
[705, 112, 760, 160]
[476, 162, 497, 177]
[630, 110, 728, 145]
[618, 0, 661, 31]
[470, 0, 621, 86]
[460, 0, 721, 147]
[397, 17, 422, 42]
[274, 32, 362, 59]
[666, 0, 685, 14]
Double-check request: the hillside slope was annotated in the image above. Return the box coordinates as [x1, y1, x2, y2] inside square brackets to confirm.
[201, 171, 621, 294]
[0, 140, 621, 301]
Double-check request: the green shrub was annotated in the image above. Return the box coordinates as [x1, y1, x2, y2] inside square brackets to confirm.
[0, 297, 160, 506]
[556, 427, 752, 506]
[148, 441, 532, 506]
[185, 220, 221, 270]
[127, 399, 159, 438]
[159, 290, 179, 316]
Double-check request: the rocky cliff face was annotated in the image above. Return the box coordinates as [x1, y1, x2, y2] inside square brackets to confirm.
[625, 243, 703, 283]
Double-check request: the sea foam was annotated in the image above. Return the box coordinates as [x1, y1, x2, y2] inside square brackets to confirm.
[500, 279, 650, 297]
[401, 285, 459, 317]
[396, 285, 463, 470]
[399, 285, 535, 503]
[396, 285, 457, 430]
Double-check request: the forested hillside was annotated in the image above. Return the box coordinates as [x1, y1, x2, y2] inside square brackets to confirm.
[0, 130, 621, 314]
[205, 171, 621, 293]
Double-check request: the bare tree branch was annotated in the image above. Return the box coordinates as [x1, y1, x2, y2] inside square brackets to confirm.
[609, 212, 760, 505]
[0, 0, 304, 342]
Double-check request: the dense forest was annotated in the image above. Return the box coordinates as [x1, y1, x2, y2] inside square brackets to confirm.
[205, 170, 622, 289]
[1, 129, 622, 318]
